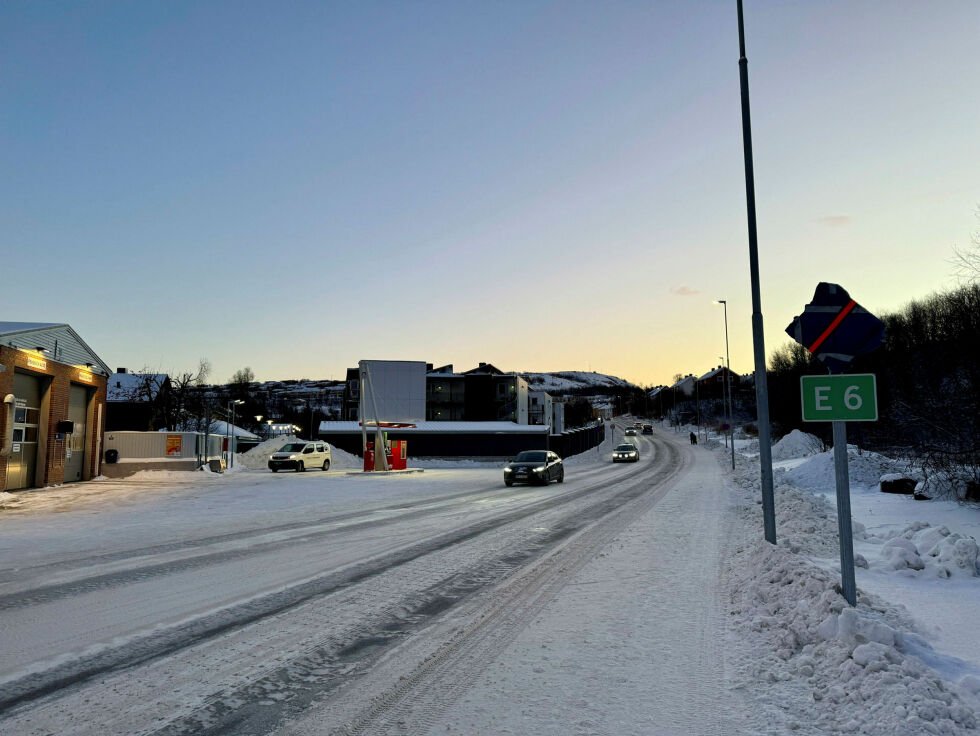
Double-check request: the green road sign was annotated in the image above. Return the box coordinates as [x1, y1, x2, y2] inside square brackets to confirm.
[800, 374, 877, 422]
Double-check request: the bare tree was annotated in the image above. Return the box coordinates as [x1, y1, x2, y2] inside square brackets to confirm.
[168, 358, 213, 431]
[950, 206, 980, 284]
[229, 367, 255, 388]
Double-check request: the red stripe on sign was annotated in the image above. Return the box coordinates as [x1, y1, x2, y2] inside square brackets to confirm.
[808, 299, 856, 353]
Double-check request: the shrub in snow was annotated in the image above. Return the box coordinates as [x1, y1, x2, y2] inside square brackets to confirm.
[771, 429, 824, 461]
[866, 523, 980, 578]
[880, 537, 925, 571]
[879, 475, 916, 494]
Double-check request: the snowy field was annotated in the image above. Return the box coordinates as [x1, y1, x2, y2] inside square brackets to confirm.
[0, 422, 978, 734]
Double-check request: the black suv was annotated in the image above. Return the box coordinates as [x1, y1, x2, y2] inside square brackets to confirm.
[504, 450, 564, 486]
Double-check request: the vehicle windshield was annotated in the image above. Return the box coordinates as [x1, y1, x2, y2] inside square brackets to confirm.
[513, 451, 547, 463]
[615, 445, 635, 452]
[279, 443, 307, 452]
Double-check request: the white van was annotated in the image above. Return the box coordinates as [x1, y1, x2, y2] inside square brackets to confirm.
[268, 441, 332, 472]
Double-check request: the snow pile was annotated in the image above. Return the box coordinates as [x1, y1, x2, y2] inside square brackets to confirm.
[328, 444, 362, 470]
[866, 523, 980, 578]
[725, 444, 980, 732]
[732, 453, 842, 558]
[771, 429, 824, 461]
[236, 435, 303, 470]
[784, 447, 906, 491]
[728, 539, 978, 735]
[235, 435, 362, 471]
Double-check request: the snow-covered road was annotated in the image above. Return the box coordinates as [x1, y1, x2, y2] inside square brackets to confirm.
[0, 427, 746, 735]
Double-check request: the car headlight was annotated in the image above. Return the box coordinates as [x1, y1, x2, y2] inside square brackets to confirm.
[534, 466, 546, 472]
[504, 467, 512, 473]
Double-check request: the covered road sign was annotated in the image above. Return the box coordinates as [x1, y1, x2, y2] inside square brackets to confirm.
[785, 283, 885, 373]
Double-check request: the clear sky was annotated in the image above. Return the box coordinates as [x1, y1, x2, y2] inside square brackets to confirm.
[2, 1, 977, 387]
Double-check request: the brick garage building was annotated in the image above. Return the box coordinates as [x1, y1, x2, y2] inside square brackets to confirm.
[0, 323, 110, 491]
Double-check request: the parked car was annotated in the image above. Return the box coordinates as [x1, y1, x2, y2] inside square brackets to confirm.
[625, 427, 637, 436]
[269, 441, 332, 472]
[504, 450, 564, 486]
[642, 424, 653, 434]
[613, 443, 639, 462]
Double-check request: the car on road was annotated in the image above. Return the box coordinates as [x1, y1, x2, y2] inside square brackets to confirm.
[268, 441, 332, 472]
[613, 443, 639, 462]
[642, 424, 653, 434]
[504, 450, 564, 486]
[624, 427, 637, 437]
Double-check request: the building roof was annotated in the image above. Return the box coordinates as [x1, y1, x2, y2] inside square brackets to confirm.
[160, 421, 259, 439]
[107, 372, 169, 401]
[0, 321, 63, 335]
[0, 322, 111, 376]
[697, 366, 732, 381]
[318, 421, 550, 435]
[462, 362, 506, 376]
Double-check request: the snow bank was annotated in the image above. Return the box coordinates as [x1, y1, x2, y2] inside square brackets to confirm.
[235, 435, 361, 471]
[784, 447, 906, 491]
[771, 429, 824, 461]
[236, 435, 302, 470]
[725, 446, 980, 733]
[729, 536, 978, 734]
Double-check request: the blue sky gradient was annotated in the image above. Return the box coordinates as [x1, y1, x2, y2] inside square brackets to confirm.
[2, 1, 978, 385]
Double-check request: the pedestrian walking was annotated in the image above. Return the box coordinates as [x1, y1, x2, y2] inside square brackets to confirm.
[690, 431, 697, 445]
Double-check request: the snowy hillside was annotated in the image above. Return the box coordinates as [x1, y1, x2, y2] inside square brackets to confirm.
[520, 371, 638, 394]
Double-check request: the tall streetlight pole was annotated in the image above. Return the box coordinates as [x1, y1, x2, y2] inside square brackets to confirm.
[719, 356, 729, 450]
[227, 399, 244, 469]
[737, 0, 776, 544]
[715, 300, 736, 470]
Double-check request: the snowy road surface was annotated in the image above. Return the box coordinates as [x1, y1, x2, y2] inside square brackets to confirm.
[0, 428, 751, 734]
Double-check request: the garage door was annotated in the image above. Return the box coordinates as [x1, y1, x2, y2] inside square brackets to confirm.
[65, 384, 89, 482]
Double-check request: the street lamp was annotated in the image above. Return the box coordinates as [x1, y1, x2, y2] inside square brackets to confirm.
[266, 419, 273, 438]
[227, 399, 245, 469]
[715, 299, 735, 470]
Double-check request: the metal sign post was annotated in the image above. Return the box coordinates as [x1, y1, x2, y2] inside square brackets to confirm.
[832, 420, 857, 605]
[800, 375, 879, 607]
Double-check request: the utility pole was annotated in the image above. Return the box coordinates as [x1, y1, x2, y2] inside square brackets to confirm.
[737, 0, 776, 544]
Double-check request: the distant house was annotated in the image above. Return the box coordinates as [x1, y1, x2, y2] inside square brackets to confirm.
[670, 375, 697, 398]
[106, 368, 171, 431]
[528, 390, 553, 427]
[697, 366, 739, 400]
[461, 363, 529, 424]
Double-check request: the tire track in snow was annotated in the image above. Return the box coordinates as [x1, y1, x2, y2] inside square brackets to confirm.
[0, 449, 655, 720]
[305, 439, 689, 736]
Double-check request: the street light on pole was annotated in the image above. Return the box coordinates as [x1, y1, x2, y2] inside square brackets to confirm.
[736, 0, 776, 544]
[719, 356, 729, 450]
[715, 300, 735, 470]
[228, 399, 244, 469]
